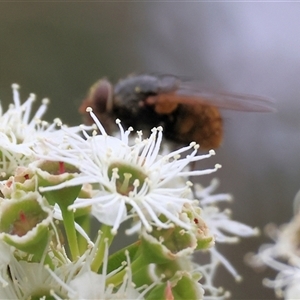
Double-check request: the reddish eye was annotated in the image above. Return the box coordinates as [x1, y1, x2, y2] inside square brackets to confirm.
[80, 79, 113, 115]
[91, 82, 110, 113]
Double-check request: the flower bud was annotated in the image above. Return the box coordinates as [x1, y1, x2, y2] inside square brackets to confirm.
[0, 191, 52, 258]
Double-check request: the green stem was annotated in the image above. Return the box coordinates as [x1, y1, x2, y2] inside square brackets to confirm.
[105, 254, 147, 286]
[91, 224, 115, 273]
[61, 206, 79, 260]
[75, 214, 90, 255]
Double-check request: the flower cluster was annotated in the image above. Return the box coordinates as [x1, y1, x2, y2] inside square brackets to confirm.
[0, 85, 258, 299]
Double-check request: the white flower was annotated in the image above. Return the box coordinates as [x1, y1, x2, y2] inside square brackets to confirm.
[249, 211, 300, 299]
[0, 245, 69, 299]
[49, 237, 151, 300]
[195, 249, 231, 300]
[0, 84, 88, 178]
[250, 243, 300, 299]
[0, 84, 57, 178]
[67, 271, 143, 299]
[194, 179, 259, 298]
[196, 179, 259, 241]
[0, 233, 152, 300]
[36, 109, 220, 234]
[0, 84, 50, 153]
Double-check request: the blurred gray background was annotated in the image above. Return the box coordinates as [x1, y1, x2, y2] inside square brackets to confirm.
[1, 2, 300, 299]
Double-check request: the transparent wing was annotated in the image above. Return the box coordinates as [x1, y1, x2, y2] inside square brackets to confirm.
[175, 82, 276, 112]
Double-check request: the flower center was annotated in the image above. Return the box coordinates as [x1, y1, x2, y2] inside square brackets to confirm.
[11, 210, 47, 237]
[108, 162, 147, 196]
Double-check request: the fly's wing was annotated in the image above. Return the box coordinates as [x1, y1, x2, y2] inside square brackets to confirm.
[175, 82, 276, 112]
